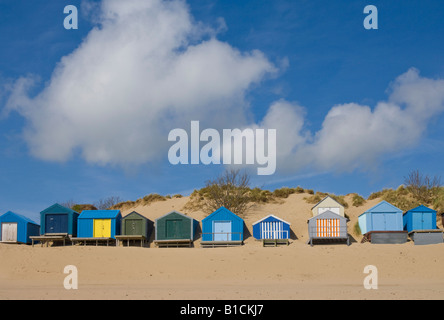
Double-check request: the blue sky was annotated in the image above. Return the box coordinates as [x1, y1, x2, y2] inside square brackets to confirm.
[1, 0, 444, 222]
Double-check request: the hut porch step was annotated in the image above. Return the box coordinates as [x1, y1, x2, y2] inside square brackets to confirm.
[262, 239, 289, 247]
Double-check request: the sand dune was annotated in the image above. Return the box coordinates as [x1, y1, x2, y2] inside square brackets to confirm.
[1, 194, 443, 300]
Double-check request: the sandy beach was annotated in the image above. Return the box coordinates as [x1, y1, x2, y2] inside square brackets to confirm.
[1, 193, 443, 300]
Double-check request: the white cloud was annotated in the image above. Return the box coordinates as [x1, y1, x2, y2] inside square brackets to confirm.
[5, 0, 276, 166]
[4, 0, 444, 176]
[258, 68, 444, 173]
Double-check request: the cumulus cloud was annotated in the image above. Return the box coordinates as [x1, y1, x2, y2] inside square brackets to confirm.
[5, 0, 276, 165]
[4, 0, 444, 176]
[258, 68, 444, 173]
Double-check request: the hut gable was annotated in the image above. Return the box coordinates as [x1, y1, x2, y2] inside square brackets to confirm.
[365, 201, 402, 214]
[311, 196, 345, 217]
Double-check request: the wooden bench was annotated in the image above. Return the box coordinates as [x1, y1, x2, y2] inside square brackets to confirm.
[30, 234, 70, 247]
[154, 239, 193, 248]
[115, 235, 147, 247]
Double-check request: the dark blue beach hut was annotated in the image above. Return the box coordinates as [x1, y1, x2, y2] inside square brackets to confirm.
[40, 203, 79, 236]
[252, 215, 291, 240]
[201, 207, 244, 246]
[0, 211, 40, 244]
[403, 205, 442, 245]
[404, 205, 437, 232]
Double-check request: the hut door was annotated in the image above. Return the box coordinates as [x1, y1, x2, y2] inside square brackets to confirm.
[94, 219, 112, 238]
[421, 212, 433, 230]
[166, 219, 181, 239]
[46, 214, 68, 234]
[125, 219, 141, 235]
[316, 219, 340, 238]
[261, 222, 283, 239]
[372, 213, 386, 231]
[1, 223, 17, 242]
[214, 221, 231, 241]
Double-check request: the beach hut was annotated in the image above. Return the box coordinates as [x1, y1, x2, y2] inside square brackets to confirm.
[0, 211, 40, 244]
[403, 205, 443, 245]
[358, 201, 407, 244]
[307, 210, 349, 246]
[201, 207, 244, 247]
[40, 203, 79, 236]
[252, 215, 291, 246]
[76, 210, 122, 245]
[116, 211, 153, 247]
[311, 195, 345, 217]
[154, 211, 198, 247]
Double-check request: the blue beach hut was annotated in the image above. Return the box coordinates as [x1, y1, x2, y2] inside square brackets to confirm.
[358, 201, 407, 244]
[77, 210, 122, 239]
[201, 207, 244, 246]
[358, 201, 403, 234]
[404, 205, 437, 232]
[0, 211, 40, 244]
[403, 205, 442, 245]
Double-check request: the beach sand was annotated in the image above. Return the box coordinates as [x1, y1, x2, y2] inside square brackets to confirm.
[1, 193, 443, 300]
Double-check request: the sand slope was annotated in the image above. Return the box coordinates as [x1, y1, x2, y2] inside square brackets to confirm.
[1, 194, 443, 300]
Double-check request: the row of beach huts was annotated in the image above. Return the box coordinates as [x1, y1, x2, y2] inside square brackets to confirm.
[0, 196, 443, 247]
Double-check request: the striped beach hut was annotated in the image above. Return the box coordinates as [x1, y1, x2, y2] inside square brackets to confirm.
[307, 210, 349, 246]
[0, 211, 40, 244]
[253, 215, 291, 246]
[403, 205, 442, 245]
[311, 195, 345, 217]
[40, 203, 79, 236]
[358, 201, 407, 244]
[201, 207, 244, 247]
[77, 210, 122, 239]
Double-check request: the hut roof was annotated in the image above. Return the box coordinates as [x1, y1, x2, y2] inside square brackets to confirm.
[202, 207, 243, 222]
[311, 195, 344, 210]
[155, 211, 192, 222]
[359, 200, 402, 218]
[40, 203, 79, 215]
[122, 211, 147, 220]
[78, 210, 121, 219]
[404, 205, 436, 215]
[308, 210, 347, 222]
[252, 214, 291, 226]
[1, 211, 39, 225]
